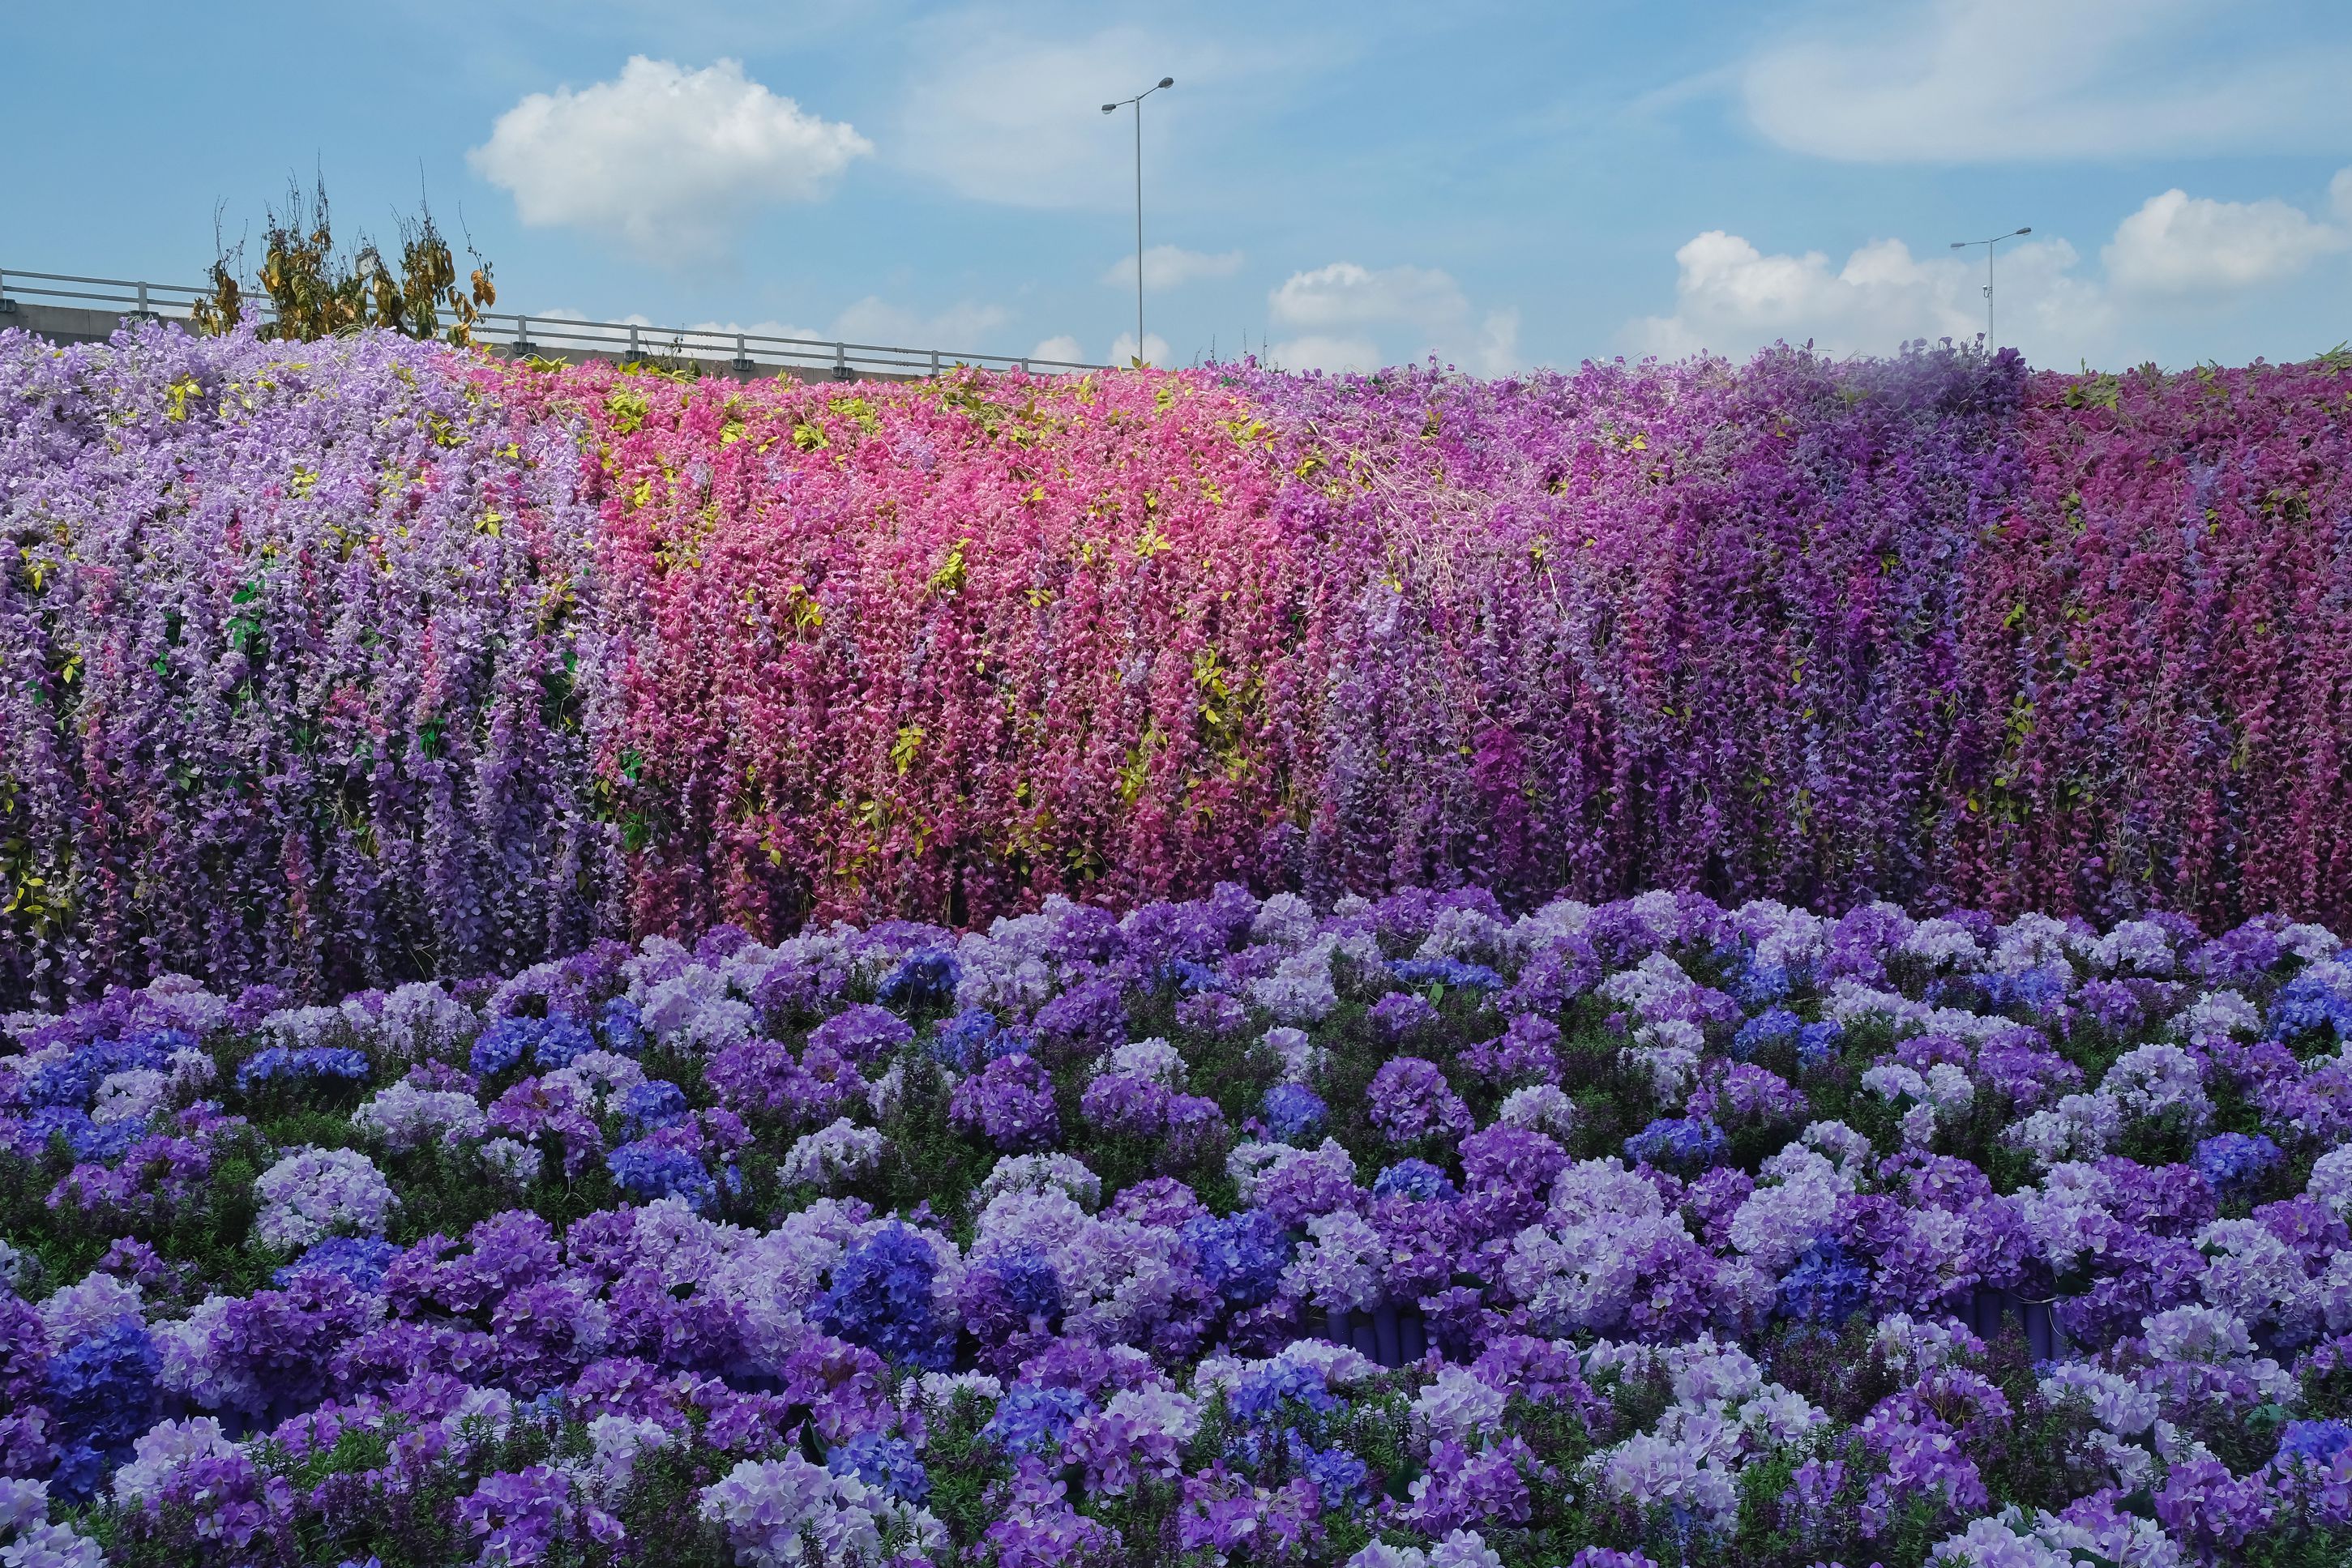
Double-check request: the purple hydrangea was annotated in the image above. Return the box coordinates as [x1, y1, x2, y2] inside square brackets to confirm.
[950, 1053, 1062, 1151]
[806, 1003, 915, 1066]
[1367, 1057, 1473, 1146]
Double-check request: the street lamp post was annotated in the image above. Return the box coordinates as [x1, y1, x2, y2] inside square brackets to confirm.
[1949, 227, 2031, 348]
[1102, 76, 1174, 365]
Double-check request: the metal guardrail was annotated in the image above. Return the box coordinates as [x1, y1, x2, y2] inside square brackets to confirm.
[0, 266, 1105, 379]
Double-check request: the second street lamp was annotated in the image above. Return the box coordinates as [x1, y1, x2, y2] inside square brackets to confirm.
[1949, 226, 2031, 349]
[1103, 75, 1174, 366]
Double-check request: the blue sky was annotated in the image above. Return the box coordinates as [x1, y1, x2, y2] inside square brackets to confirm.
[6, 0, 2350, 373]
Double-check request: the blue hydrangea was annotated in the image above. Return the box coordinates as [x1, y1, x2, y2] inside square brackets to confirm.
[470, 1017, 543, 1078]
[23, 1107, 147, 1164]
[1731, 1008, 1800, 1060]
[984, 1026, 1040, 1062]
[276, 1236, 402, 1292]
[1371, 1158, 1457, 1203]
[2275, 1419, 2352, 1468]
[48, 1440, 106, 1504]
[618, 1079, 691, 1136]
[878, 949, 962, 1012]
[236, 1045, 371, 1096]
[1980, 968, 2071, 1014]
[1227, 1358, 1338, 1422]
[1777, 1240, 1871, 1327]
[980, 1385, 1094, 1457]
[1154, 959, 1221, 994]
[1623, 1117, 1729, 1171]
[1229, 1429, 1369, 1509]
[600, 998, 647, 1056]
[828, 1433, 930, 1503]
[46, 1318, 159, 1465]
[2196, 1132, 2283, 1193]
[1300, 1441, 1373, 1510]
[1181, 1209, 1292, 1309]
[1797, 1021, 1844, 1068]
[2270, 970, 2352, 1044]
[1388, 958, 1504, 991]
[1735, 959, 1793, 1008]
[931, 1007, 1002, 1072]
[1259, 1083, 1328, 1143]
[606, 1140, 718, 1211]
[533, 1017, 597, 1070]
[31, 1036, 176, 1109]
[817, 1224, 954, 1369]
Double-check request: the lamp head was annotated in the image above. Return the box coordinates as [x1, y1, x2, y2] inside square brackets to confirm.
[1159, 76, 1175, 88]
[2014, 225, 2032, 236]
[1950, 241, 1966, 250]
[1101, 103, 1118, 113]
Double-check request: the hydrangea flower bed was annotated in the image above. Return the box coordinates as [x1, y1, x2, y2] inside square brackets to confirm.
[5, 885, 2352, 1566]
[8, 327, 2352, 1009]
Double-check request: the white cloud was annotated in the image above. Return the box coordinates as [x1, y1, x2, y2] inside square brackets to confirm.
[469, 57, 871, 261]
[1031, 335, 1086, 364]
[1627, 230, 2105, 361]
[1627, 168, 2352, 365]
[1271, 263, 1464, 331]
[2103, 188, 2346, 295]
[1100, 246, 1245, 289]
[1110, 331, 1174, 366]
[1266, 262, 1520, 375]
[833, 297, 1009, 351]
[1734, 0, 2352, 163]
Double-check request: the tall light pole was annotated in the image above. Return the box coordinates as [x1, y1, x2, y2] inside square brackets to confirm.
[1102, 75, 1174, 365]
[1949, 227, 2030, 348]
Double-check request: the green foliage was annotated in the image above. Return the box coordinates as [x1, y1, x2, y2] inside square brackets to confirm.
[190, 173, 496, 347]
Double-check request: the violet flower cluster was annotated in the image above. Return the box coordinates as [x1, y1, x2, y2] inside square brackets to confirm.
[1, 885, 2350, 1566]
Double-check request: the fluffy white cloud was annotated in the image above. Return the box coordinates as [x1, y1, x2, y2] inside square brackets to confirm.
[1271, 263, 1463, 331]
[1109, 331, 1174, 366]
[1100, 246, 1245, 289]
[1627, 230, 2104, 361]
[2102, 188, 2346, 295]
[1735, 0, 2352, 163]
[469, 57, 870, 261]
[1628, 168, 2352, 365]
[1266, 262, 1520, 375]
[1031, 335, 1087, 364]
